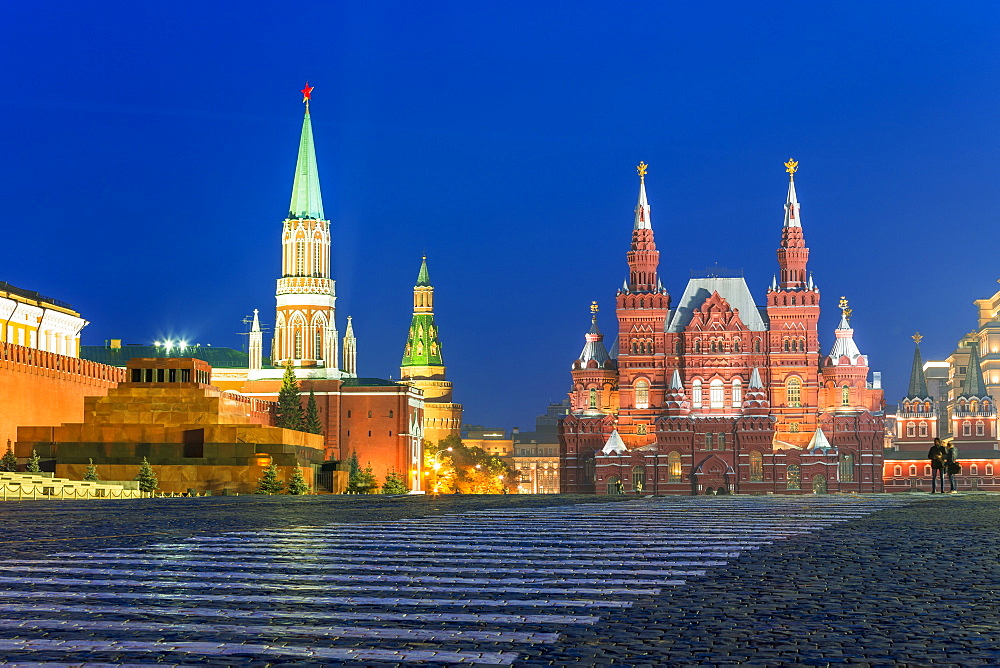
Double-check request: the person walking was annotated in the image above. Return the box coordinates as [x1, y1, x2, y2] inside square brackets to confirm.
[928, 437, 946, 493]
[944, 439, 960, 493]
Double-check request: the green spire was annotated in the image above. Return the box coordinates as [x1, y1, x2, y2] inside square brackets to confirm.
[401, 257, 444, 368]
[963, 341, 988, 397]
[288, 109, 324, 220]
[416, 256, 431, 286]
[906, 341, 928, 398]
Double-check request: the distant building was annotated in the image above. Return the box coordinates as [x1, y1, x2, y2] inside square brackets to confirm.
[885, 305, 1000, 491]
[512, 400, 567, 494]
[462, 426, 514, 459]
[1, 281, 87, 357]
[560, 162, 885, 495]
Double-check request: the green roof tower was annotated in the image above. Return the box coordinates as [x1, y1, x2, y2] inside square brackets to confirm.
[400, 257, 463, 443]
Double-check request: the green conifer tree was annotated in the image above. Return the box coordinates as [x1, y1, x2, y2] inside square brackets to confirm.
[381, 468, 408, 494]
[255, 463, 286, 495]
[304, 390, 323, 435]
[356, 462, 378, 494]
[346, 450, 362, 493]
[83, 458, 99, 481]
[136, 457, 157, 493]
[275, 362, 304, 431]
[1, 445, 18, 472]
[287, 467, 309, 495]
[26, 450, 41, 473]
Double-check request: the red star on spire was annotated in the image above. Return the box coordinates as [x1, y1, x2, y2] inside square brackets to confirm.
[301, 82, 314, 103]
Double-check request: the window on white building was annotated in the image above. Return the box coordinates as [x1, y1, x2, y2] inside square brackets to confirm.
[710, 379, 724, 409]
[732, 379, 742, 406]
[692, 380, 703, 408]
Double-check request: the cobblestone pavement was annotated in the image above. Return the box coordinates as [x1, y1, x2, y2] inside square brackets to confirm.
[0, 493, 997, 666]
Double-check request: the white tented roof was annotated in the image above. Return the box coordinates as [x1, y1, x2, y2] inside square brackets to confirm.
[666, 277, 768, 332]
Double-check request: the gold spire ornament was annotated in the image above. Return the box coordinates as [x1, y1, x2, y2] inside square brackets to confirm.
[591, 301, 599, 313]
[637, 162, 648, 179]
[784, 159, 798, 175]
[839, 296, 848, 309]
[912, 332, 924, 344]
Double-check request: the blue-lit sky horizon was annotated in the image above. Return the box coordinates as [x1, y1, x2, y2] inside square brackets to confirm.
[4, 2, 1000, 429]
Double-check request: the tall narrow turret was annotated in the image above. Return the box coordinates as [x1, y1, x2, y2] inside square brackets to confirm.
[272, 84, 340, 373]
[343, 316, 357, 376]
[776, 159, 809, 290]
[400, 257, 463, 443]
[249, 309, 262, 370]
[627, 162, 660, 292]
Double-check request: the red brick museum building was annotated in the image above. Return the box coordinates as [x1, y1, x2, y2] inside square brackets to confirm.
[560, 162, 885, 495]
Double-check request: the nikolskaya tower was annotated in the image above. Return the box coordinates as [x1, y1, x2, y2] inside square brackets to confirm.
[248, 84, 356, 379]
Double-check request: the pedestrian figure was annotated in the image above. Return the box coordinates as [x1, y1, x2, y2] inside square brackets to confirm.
[928, 437, 946, 493]
[616, 479, 624, 495]
[635, 479, 643, 495]
[944, 439, 960, 493]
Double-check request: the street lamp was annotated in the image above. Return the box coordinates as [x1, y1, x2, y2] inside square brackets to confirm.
[429, 447, 453, 496]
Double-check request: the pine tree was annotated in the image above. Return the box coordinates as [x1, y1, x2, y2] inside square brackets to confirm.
[83, 458, 99, 481]
[0, 445, 17, 472]
[255, 463, 286, 495]
[287, 467, 309, 495]
[26, 450, 41, 473]
[357, 462, 378, 493]
[275, 362, 304, 431]
[304, 390, 323, 435]
[136, 457, 157, 493]
[346, 450, 361, 493]
[381, 468, 408, 494]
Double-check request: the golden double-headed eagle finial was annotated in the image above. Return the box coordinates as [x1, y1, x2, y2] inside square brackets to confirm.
[637, 162, 648, 179]
[913, 332, 924, 344]
[839, 296, 849, 310]
[784, 159, 798, 175]
[591, 301, 599, 313]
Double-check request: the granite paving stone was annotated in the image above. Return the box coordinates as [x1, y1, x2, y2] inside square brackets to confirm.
[0, 493, 997, 664]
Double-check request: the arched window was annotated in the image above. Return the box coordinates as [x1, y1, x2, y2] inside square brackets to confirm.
[694, 340, 702, 354]
[987, 464, 994, 476]
[909, 465, 917, 476]
[783, 339, 790, 352]
[295, 239, 306, 274]
[753, 339, 761, 353]
[924, 465, 932, 476]
[589, 388, 598, 409]
[918, 422, 927, 437]
[749, 450, 763, 481]
[606, 475, 621, 495]
[893, 465, 902, 477]
[632, 466, 646, 491]
[732, 379, 742, 406]
[294, 330, 303, 358]
[786, 464, 800, 490]
[367, 410, 373, 418]
[347, 410, 351, 418]
[634, 379, 650, 409]
[839, 453, 855, 482]
[716, 433, 726, 450]
[971, 464, 979, 475]
[692, 380, 703, 408]
[786, 377, 802, 408]
[674, 340, 681, 354]
[905, 423, 915, 437]
[315, 330, 323, 360]
[668, 451, 682, 482]
[733, 339, 741, 353]
[841, 385, 850, 406]
[976, 421, 985, 436]
[971, 399, 979, 412]
[388, 410, 393, 418]
[710, 379, 724, 408]
[963, 421, 972, 436]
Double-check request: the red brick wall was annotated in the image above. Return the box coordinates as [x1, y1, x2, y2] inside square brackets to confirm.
[0, 342, 123, 452]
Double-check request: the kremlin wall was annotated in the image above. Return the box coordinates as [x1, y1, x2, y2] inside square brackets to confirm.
[4, 88, 1000, 496]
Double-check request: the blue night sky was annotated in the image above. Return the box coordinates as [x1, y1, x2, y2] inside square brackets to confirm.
[3, 2, 1000, 429]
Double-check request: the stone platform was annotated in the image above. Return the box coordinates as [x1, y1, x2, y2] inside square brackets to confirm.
[0, 493, 997, 665]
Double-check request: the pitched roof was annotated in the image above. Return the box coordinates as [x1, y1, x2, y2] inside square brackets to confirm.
[905, 343, 929, 398]
[667, 277, 767, 332]
[962, 341, 988, 397]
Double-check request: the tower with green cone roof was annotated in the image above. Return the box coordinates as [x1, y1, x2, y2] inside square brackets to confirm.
[400, 257, 463, 443]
